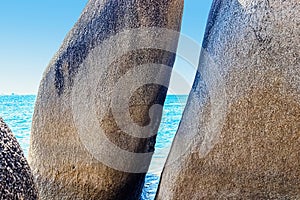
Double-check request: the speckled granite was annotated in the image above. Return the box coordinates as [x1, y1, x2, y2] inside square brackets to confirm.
[0, 117, 37, 200]
[156, 0, 300, 199]
[29, 0, 183, 199]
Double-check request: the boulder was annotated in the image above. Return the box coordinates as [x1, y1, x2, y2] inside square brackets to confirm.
[29, 0, 183, 199]
[156, 0, 300, 199]
[0, 117, 37, 199]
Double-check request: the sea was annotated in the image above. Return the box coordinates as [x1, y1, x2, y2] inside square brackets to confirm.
[0, 94, 188, 200]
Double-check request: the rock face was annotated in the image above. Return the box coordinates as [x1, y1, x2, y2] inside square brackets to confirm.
[29, 0, 183, 199]
[156, 0, 300, 199]
[0, 117, 38, 199]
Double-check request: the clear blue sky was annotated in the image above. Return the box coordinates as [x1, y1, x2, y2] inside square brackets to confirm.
[0, 0, 213, 95]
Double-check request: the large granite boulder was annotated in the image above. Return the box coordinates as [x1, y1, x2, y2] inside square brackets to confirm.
[29, 0, 183, 199]
[156, 0, 299, 199]
[0, 117, 38, 199]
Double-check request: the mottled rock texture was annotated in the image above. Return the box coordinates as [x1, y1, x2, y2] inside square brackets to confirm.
[0, 117, 37, 200]
[156, 0, 300, 199]
[29, 0, 183, 199]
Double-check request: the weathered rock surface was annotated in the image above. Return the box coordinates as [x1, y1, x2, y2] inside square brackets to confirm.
[29, 0, 183, 199]
[156, 0, 300, 199]
[0, 117, 37, 199]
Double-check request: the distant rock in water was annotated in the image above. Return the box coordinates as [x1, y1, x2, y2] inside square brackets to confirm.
[29, 0, 183, 199]
[0, 117, 37, 199]
[156, 0, 300, 199]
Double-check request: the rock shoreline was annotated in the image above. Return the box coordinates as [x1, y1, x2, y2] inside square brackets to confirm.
[0, 117, 38, 200]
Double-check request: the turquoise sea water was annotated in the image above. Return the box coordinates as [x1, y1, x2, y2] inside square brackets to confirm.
[0, 95, 187, 199]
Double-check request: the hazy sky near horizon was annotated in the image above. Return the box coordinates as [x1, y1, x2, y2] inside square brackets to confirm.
[0, 0, 213, 95]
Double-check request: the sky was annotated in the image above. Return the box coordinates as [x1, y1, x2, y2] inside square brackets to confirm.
[0, 0, 213, 95]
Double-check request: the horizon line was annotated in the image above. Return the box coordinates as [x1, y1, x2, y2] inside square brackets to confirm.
[0, 93, 190, 96]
